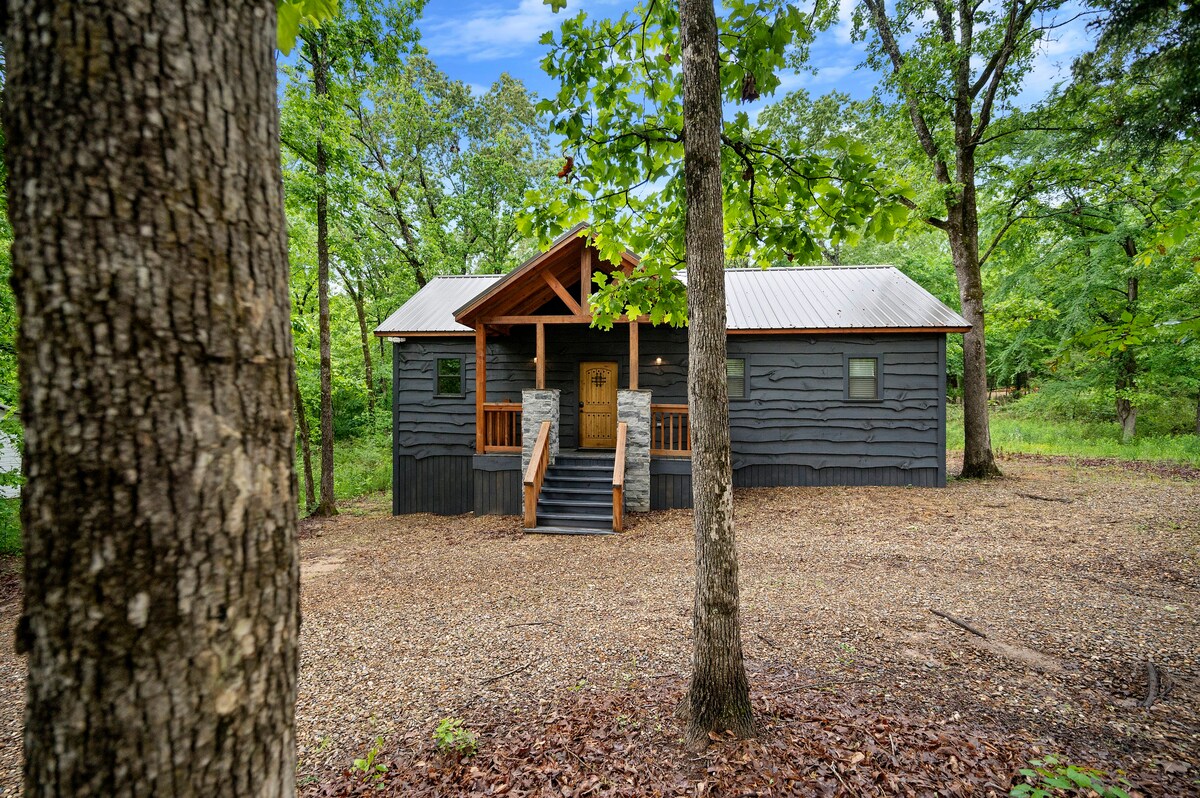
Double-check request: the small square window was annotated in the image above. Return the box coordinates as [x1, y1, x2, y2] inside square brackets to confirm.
[727, 358, 746, 399]
[848, 357, 878, 400]
[436, 358, 463, 396]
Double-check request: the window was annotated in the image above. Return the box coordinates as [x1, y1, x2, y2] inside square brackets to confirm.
[847, 357, 878, 400]
[436, 358, 463, 396]
[726, 358, 746, 399]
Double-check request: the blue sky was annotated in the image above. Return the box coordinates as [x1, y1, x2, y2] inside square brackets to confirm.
[419, 0, 1098, 108]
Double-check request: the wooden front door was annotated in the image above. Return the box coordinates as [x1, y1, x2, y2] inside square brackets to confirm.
[579, 361, 618, 448]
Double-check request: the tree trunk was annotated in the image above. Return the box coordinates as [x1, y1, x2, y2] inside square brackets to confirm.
[947, 223, 1000, 478]
[6, 3, 299, 795]
[336, 269, 376, 423]
[1194, 386, 1199, 437]
[1115, 276, 1139, 444]
[678, 0, 755, 750]
[295, 380, 317, 512]
[310, 31, 337, 517]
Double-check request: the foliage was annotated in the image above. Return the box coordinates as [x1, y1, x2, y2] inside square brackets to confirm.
[521, 0, 911, 329]
[1010, 754, 1131, 798]
[277, 0, 341, 54]
[350, 736, 389, 785]
[432, 718, 477, 758]
[0, 497, 19, 556]
[298, 434, 391, 510]
[946, 402, 1200, 467]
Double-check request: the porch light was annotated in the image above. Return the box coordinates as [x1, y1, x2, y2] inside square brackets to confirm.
[655, 357, 663, 365]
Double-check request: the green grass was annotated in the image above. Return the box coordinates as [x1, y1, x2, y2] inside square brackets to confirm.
[948, 404, 1200, 466]
[299, 433, 392, 511]
[0, 497, 20, 556]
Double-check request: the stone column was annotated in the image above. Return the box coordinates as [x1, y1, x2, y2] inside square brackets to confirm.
[521, 389, 560, 473]
[617, 389, 651, 512]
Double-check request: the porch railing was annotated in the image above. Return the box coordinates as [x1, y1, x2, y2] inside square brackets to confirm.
[523, 420, 552, 528]
[650, 403, 691, 456]
[483, 402, 522, 453]
[612, 422, 627, 532]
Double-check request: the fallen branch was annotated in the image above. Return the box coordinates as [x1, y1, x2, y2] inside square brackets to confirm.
[505, 621, 562, 628]
[1142, 661, 1174, 707]
[931, 608, 988, 639]
[481, 657, 544, 685]
[1015, 492, 1072, 503]
[757, 632, 779, 649]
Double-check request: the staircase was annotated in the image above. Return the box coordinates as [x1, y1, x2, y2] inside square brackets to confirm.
[530, 452, 617, 535]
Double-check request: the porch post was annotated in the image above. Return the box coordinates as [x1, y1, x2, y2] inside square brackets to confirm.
[475, 324, 486, 454]
[617, 389, 651, 512]
[536, 322, 546, 389]
[628, 319, 639, 390]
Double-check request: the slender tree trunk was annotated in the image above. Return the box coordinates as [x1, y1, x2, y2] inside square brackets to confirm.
[1193, 386, 1199, 437]
[353, 291, 376, 421]
[1115, 276, 1139, 444]
[310, 32, 337, 517]
[678, 0, 754, 750]
[295, 381, 317, 512]
[7, 3, 299, 795]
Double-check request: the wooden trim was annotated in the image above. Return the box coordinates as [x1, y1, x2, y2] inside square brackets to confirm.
[542, 271, 582, 315]
[535, 322, 546, 389]
[727, 326, 972, 335]
[650, 403, 691, 457]
[580, 245, 592, 309]
[612, 421, 627, 532]
[484, 314, 592, 325]
[628, 320, 639, 390]
[455, 225, 588, 323]
[373, 331, 474, 338]
[475, 325, 486, 454]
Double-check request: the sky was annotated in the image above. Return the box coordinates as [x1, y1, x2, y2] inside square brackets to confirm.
[418, 0, 1099, 109]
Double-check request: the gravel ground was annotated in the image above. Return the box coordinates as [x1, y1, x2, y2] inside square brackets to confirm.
[0, 456, 1197, 794]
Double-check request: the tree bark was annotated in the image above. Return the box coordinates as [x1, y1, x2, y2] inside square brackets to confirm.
[295, 380, 317, 512]
[309, 31, 338, 517]
[6, 3, 299, 795]
[1115, 276, 1139, 443]
[678, 0, 755, 750]
[1194, 387, 1199, 437]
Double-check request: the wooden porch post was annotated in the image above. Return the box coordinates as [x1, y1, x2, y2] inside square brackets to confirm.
[580, 245, 592, 309]
[475, 324, 486, 453]
[629, 319, 639, 390]
[536, 322, 546, 389]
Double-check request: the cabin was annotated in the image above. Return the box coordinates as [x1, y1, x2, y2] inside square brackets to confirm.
[0, 405, 19, 499]
[374, 226, 970, 534]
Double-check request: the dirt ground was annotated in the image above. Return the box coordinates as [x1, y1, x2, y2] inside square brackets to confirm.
[0, 456, 1197, 795]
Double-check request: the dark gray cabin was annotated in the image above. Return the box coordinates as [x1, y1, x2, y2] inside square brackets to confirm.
[375, 229, 969, 533]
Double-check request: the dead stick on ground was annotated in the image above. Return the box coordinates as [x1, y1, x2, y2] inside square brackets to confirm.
[1016, 492, 1072, 503]
[505, 621, 562, 628]
[931, 608, 988, 639]
[481, 657, 544, 685]
[757, 632, 779, 649]
[1143, 662, 1160, 708]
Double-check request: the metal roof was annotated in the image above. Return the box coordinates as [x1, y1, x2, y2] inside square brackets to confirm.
[374, 265, 969, 335]
[375, 275, 502, 335]
[718, 266, 969, 331]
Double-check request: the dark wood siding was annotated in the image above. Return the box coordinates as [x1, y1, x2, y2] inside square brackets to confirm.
[390, 331, 950, 516]
[473, 454, 522, 515]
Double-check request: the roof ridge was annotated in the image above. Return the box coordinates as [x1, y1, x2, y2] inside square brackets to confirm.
[725, 264, 895, 272]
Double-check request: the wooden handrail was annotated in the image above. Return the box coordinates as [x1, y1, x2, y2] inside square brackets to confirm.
[523, 420, 552, 528]
[650, 403, 691, 456]
[612, 422, 627, 532]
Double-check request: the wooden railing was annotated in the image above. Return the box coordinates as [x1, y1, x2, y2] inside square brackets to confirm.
[483, 402, 522, 453]
[612, 422, 627, 532]
[650, 403, 691, 456]
[522, 420, 552, 528]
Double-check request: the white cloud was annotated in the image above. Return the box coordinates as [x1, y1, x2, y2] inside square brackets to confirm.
[1016, 20, 1092, 104]
[834, 0, 857, 44]
[424, 0, 599, 62]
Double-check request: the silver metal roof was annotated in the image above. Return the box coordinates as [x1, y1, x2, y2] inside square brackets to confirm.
[374, 265, 968, 335]
[718, 266, 969, 331]
[375, 275, 501, 335]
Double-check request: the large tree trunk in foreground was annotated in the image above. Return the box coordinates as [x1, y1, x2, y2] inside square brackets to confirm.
[678, 0, 755, 749]
[309, 31, 338, 517]
[7, 2, 299, 795]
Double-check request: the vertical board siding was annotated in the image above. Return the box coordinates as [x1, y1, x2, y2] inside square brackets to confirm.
[394, 455, 473, 515]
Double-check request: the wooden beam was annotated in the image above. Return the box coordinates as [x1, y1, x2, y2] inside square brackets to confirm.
[542, 271, 582, 315]
[485, 314, 591, 325]
[580, 245, 592, 309]
[535, 323, 546, 389]
[628, 319, 639, 390]
[475, 325, 486, 454]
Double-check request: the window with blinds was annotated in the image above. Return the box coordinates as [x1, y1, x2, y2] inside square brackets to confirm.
[727, 358, 746, 399]
[847, 357, 878, 400]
